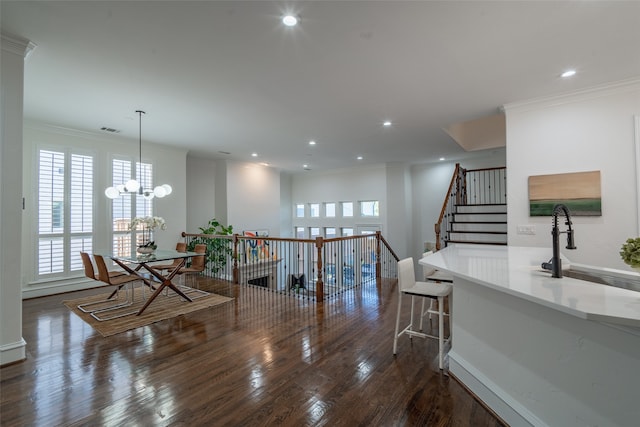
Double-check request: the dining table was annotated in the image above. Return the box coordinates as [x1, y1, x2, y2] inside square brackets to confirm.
[109, 249, 201, 315]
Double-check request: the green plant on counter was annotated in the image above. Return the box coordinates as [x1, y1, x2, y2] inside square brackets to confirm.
[620, 237, 640, 268]
[187, 218, 233, 275]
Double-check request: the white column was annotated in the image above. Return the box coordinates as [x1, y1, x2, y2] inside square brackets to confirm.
[1, 33, 34, 365]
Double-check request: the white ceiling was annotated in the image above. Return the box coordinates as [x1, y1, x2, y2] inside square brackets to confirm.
[3, 1, 640, 173]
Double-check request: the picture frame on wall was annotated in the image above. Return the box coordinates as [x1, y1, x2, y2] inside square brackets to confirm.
[243, 230, 269, 262]
[528, 171, 602, 216]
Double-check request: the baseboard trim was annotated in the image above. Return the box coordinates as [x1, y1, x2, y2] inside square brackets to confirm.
[0, 338, 27, 366]
[449, 351, 548, 427]
[23, 278, 99, 299]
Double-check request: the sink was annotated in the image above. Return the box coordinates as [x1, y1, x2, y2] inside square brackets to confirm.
[563, 263, 640, 293]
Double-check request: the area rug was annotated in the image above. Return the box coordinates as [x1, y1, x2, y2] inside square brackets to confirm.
[63, 286, 233, 337]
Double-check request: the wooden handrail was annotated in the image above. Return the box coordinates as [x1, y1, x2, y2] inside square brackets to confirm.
[434, 163, 461, 250]
[378, 232, 400, 262]
[463, 166, 505, 173]
[435, 163, 460, 230]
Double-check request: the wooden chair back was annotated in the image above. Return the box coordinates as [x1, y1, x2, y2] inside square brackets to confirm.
[80, 251, 96, 280]
[93, 254, 113, 285]
[190, 244, 206, 271]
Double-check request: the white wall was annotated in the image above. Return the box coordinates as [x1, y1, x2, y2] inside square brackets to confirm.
[290, 164, 388, 237]
[505, 79, 640, 269]
[1, 33, 30, 365]
[21, 122, 187, 297]
[385, 163, 412, 259]
[410, 149, 506, 259]
[279, 173, 293, 237]
[225, 161, 281, 235]
[186, 156, 216, 232]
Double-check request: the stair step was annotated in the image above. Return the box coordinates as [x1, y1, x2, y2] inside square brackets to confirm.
[446, 240, 507, 246]
[448, 232, 508, 244]
[441, 203, 509, 248]
[450, 230, 506, 235]
[453, 213, 506, 222]
[449, 221, 507, 224]
[456, 204, 507, 214]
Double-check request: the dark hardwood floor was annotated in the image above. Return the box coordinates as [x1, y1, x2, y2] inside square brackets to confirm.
[1, 278, 504, 426]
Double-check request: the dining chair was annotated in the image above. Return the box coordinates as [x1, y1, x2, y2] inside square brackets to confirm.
[393, 257, 452, 370]
[177, 244, 206, 288]
[77, 251, 128, 314]
[150, 242, 187, 273]
[88, 254, 141, 321]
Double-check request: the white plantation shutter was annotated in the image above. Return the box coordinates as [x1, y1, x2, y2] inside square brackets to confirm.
[136, 162, 154, 217]
[37, 149, 93, 276]
[70, 154, 93, 233]
[69, 153, 93, 271]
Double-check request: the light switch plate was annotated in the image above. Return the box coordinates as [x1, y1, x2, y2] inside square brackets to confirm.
[517, 225, 536, 235]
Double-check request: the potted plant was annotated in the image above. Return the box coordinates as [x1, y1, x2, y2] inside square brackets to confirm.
[620, 237, 640, 270]
[187, 218, 233, 275]
[129, 216, 167, 254]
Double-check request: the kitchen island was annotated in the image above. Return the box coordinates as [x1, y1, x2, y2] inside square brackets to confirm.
[420, 245, 640, 427]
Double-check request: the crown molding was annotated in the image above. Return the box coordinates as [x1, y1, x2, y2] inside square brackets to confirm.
[1, 32, 37, 58]
[503, 77, 640, 114]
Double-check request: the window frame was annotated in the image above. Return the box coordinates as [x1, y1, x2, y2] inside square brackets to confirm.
[360, 200, 380, 217]
[110, 157, 155, 258]
[36, 146, 95, 279]
[341, 201, 354, 217]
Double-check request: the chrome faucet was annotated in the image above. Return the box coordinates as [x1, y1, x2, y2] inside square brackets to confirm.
[541, 204, 577, 278]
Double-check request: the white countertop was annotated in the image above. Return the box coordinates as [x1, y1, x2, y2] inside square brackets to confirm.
[419, 244, 640, 328]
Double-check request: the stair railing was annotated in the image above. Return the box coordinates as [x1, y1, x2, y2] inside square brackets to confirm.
[181, 231, 399, 302]
[434, 165, 507, 250]
[463, 166, 507, 205]
[435, 163, 464, 250]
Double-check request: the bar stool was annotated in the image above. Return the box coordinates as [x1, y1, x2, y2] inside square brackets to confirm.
[393, 257, 452, 370]
[419, 251, 452, 330]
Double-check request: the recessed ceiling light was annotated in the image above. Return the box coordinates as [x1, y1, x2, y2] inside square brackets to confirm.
[282, 15, 298, 27]
[356, 156, 364, 160]
[251, 152, 258, 157]
[383, 121, 392, 127]
[439, 157, 445, 161]
[309, 140, 316, 146]
[303, 164, 308, 168]
[561, 69, 576, 78]
[260, 162, 269, 167]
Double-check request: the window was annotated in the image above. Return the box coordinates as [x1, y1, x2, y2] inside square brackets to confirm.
[295, 204, 304, 218]
[325, 202, 336, 217]
[360, 200, 379, 217]
[325, 227, 336, 238]
[309, 203, 320, 218]
[341, 201, 353, 217]
[37, 149, 93, 276]
[111, 158, 154, 257]
[341, 227, 354, 237]
[309, 227, 320, 238]
[295, 226, 305, 238]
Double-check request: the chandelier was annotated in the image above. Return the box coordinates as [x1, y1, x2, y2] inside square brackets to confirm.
[104, 110, 172, 199]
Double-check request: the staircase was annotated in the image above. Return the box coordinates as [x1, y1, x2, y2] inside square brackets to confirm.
[446, 203, 507, 246]
[435, 164, 507, 250]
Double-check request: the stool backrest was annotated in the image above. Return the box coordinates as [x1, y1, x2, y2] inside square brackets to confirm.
[421, 251, 437, 278]
[397, 257, 416, 292]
